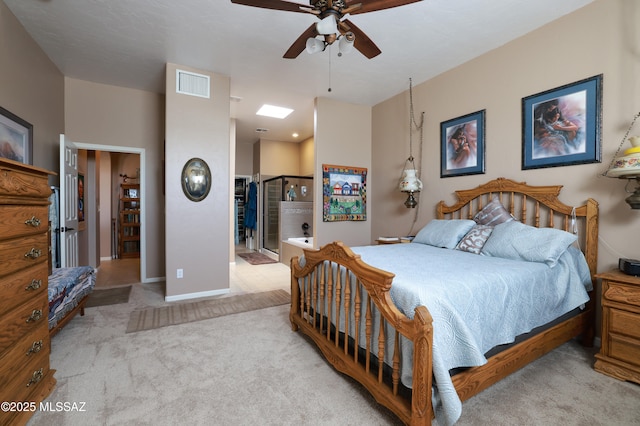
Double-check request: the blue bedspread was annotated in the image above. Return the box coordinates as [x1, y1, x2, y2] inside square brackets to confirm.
[48, 266, 96, 329]
[344, 243, 592, 426]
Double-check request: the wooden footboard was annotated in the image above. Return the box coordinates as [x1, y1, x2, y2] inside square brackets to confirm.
[290, 241, 433, 425]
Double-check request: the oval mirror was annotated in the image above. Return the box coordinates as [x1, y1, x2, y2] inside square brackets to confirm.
[181, 158, 211, 202]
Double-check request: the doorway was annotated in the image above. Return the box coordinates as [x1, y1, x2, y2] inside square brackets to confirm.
[71, 142, 146, 283]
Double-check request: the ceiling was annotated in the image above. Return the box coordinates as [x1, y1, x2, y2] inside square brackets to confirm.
[4, 0, 594, 146]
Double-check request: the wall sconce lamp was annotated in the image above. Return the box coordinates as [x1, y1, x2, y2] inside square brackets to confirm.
[399, 160, 423, 208]
[398, 78, 425, 208]
[604, 112, 640, 209]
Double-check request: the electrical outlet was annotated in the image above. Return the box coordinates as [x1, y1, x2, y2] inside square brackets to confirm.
[177, 268, 183, 279]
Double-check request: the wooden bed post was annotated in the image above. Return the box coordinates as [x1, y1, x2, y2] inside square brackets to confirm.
[411, 305, 434, 425]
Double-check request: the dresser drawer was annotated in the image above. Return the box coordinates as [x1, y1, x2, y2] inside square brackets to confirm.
[0, 324, 50, 392]
[0, 233, 48, 277]
[0, 205, 49, 240]
[0, 350, 51, 405]
[0, 263, 48, 318]
[0, 296, 48, 357]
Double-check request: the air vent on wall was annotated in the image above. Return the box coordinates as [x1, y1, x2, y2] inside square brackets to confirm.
[176, 70, 210, 98]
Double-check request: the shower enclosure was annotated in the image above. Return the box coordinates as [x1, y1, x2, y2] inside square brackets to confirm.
[262, 175, 313, 254]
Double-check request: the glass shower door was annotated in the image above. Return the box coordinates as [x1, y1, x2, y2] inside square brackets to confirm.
[263, 178, 281, 254]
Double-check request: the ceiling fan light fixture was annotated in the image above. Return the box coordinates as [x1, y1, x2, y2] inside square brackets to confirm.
[305, 37, 325, 54]
[338, 32, 355, 55]
[316, 15, 338, 35]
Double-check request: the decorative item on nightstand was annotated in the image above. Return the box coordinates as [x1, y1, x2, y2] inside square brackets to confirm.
[603, 111, 640, 209]
[398, 78, 424, 209]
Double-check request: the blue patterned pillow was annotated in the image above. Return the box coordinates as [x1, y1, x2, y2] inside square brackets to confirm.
[481, 221, 577, 267]
[412, 219, 476, 249]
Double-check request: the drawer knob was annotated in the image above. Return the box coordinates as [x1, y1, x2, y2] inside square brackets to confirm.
[25, 279, 42, 291]
[24, 248, 42, 259]
[26, 368, 44, 387]
[26, 340, 43, 356]
[24, 216, 41, 227]
[26, 309, 43, 323]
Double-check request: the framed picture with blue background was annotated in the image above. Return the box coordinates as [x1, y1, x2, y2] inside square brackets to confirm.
[522, 74, 602, 170]
[440, 110, 486, 178]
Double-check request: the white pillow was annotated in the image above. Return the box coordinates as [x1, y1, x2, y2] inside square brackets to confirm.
[481, 221, 577, 267]
[412, 219, 476, 249]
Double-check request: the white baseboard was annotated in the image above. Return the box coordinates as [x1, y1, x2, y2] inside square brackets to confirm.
[164, 288, 229, 302]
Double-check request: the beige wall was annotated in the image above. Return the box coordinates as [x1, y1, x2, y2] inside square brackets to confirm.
[315, 97, 372, 247]
[165, 63, 230, 300]
[257, 139, 302, 176]
[64, 78, 165, 281]
[0, 2, 63, 175]
[372, 0, 640, 273]
[299, 136, 315, 176]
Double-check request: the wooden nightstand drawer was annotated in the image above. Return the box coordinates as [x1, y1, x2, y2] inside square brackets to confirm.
[609, 333, 640, 367]
[605, 282, 640, 309]
[610, 308, 640, 340]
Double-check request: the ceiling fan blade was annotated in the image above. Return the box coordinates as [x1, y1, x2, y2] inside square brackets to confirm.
[340, 3, 363, 15]
[343, 19, 381, 58]
[283, 24, 319, 59]
[347, 0, 421, 15]
[231, 0, 310, 13]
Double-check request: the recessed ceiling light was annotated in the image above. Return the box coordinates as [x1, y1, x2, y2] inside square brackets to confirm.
[256, 104, 294, 119]
[292, 133, 299, 138]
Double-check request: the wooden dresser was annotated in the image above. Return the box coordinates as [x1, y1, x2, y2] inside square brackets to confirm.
[0, 158, 56, 425]
[594, 269, 640, 384]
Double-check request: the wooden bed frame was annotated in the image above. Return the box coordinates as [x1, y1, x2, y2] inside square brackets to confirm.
[49, 296, 89, 337]
[289, 177, 598, 425]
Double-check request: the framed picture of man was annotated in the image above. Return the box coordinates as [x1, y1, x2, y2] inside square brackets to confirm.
[522, 74, 602, 170]
[440, 110, 486, 178]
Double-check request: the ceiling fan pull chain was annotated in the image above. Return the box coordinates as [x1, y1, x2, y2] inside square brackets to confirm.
[328, 49, 332, 92]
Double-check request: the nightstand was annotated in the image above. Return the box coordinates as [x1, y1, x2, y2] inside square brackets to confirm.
[594, 269, 640, 384]
[376, 238, 412, 245]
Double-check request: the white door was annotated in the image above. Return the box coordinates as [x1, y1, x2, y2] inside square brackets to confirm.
[59, 134, 79, 267]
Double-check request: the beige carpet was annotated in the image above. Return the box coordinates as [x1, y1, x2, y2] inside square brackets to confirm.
[30, 283, 640, 426]
[126, 289, 289, 333]
[85, 285, 132, 308]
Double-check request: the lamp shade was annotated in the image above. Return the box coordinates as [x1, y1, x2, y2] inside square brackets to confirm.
[305, 37, 325, 54]
[316, 15, 338, 35]
[338, 32, 355, 55]
[399, 169, 423, 193]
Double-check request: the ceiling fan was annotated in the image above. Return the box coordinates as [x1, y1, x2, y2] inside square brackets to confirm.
[231, 0, 422, 59]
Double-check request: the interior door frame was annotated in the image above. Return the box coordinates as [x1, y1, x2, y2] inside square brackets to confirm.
[73, 142, 147, 283]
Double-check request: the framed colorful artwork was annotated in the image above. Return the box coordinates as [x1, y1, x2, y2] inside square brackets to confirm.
[440, 110, 486, 178]
[522, 74, 602, 169]
[322, 164, 367, 222]
[0, 106, 33, 164]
